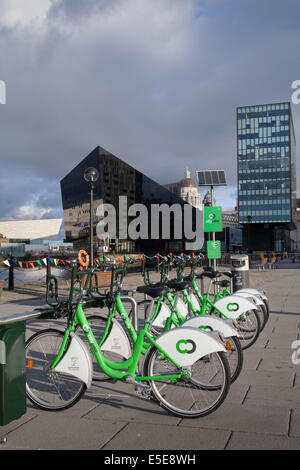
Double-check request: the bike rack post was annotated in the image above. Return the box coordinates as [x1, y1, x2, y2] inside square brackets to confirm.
[8, 258, 14, 291]
[120, 295, 138, 331]
[46, 257, 51, 283]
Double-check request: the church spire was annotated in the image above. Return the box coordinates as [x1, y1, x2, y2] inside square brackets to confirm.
[185, 167, 190, 179]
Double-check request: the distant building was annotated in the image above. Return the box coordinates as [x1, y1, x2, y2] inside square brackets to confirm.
[164, 168, 203, 211]
[290, 199, 300, 252]
[222, 210, 240, 228]
[203, 189, 216, 207]
[0, 219, 63, 243]
[0, 219, 63, 257]
[237, 102, 296, 251]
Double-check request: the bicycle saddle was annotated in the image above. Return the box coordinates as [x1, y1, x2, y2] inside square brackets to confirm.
[222, 271, 236, 279]
[137, 285, 170, 298]
[200, 271, 222, 279]
[214, 279, 231, 288]
[166, 280, 192, 291]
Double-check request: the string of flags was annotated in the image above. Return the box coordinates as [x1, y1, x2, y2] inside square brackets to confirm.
[1, 255, 144, 269]
[1, 253, 201, 269]
[2, 257, 73, 269]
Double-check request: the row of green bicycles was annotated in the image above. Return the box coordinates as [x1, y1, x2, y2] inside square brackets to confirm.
[25, 253, 269, 419]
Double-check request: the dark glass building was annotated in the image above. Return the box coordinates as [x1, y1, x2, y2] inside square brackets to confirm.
[60, 146, 200, 254]
[237, 102, 296, 251]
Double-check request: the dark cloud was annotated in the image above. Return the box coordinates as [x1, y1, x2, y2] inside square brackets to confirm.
[0, 0, 299, 220]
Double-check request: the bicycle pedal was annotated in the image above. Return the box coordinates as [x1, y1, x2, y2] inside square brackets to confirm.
[134, 387, 152, 399]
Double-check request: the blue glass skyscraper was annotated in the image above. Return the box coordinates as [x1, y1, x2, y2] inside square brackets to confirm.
[237, 102, 296, 251]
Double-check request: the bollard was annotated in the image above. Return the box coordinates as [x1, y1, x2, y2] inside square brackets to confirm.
[0, 309, 55, 433]
[230, 254, 250, 292]
[0, 321, 26, 425]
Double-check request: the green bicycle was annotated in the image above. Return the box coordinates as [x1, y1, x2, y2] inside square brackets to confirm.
[25, 266, 231, 418]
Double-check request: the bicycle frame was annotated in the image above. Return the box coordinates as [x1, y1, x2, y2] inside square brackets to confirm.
[50, 296, 184, 384]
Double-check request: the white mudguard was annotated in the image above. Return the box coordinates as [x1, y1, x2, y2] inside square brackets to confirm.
[175, 297, 189, 318]
[233, 292, 265, 307]
[236, 288, 268, 302]
[100, 318, 132, 359]
[181, 316, 240, 338]
[189, 293, 201, 311]
[152, 302, 174, 328]
[152, 298, 189, 328]
[155, 327, 226, 367]
[213, 295, 257, 320]
[53, 332, 93, 388]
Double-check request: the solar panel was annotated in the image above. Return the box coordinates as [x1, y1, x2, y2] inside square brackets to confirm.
[196, 170, 227, 186]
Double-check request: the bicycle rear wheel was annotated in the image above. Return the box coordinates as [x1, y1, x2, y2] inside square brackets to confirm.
[26, 329, 86, 411]
[143, 347, 230, 418]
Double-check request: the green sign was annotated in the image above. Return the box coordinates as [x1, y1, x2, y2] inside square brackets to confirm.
[204, 206, 222, 232]
[207, 240, 221, 259]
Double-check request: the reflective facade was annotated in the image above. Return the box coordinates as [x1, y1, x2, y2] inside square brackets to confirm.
[60, 146, 199, 254]
[237, 102, 296, 251]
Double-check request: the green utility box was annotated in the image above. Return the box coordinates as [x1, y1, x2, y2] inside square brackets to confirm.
[0, 321, 26, 426]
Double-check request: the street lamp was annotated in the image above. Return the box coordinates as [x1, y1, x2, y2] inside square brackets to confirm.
[84, 167, 99, 267]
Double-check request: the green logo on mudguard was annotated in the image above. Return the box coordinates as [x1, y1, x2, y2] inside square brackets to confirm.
[227, 302, 239, 312]
[176, 339, 197, 354]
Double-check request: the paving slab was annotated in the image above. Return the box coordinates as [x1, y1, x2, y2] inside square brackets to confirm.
[243, 384, 300, 409]
[226, 431, 300, 450]
[102, 422, 231, 450]
[0, 414, 127, 450]
[288, 410, 300, 438]
[180, 403, 290, 436]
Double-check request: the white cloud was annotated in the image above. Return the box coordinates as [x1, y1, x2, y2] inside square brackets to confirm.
[0, 0, 53, 29]
[15, 205, 52, 220]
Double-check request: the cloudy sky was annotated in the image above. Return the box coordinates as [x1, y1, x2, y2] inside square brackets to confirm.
[0, 0, 299, 224]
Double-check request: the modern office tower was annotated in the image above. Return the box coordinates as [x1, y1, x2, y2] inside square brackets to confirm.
[60, 146, 197, 254]
[237, 102, 296, 251]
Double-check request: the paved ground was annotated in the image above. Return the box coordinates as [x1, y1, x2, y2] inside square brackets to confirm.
[0, 261, 299, 451]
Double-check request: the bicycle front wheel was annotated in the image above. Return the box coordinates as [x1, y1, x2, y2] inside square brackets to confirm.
[144, 348, 230, 418]
[26, 329, 86, 411]
[236, 310, 261, 349]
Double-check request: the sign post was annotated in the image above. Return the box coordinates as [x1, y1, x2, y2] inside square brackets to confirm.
[196, 170, 227, 273]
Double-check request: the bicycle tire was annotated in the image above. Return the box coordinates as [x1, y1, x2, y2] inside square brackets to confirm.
[143, 347, 231, 418]
[236, 309, 261, 350]
[224, 336, 243, 384]
[26, 329, 86, 411]
[261, 301, 269, 329]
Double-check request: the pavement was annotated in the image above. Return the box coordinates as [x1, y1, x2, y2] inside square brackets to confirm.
[0, 261, 299, 451]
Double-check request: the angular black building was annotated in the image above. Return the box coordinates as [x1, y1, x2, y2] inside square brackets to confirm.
[60, 146, 200, 255]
